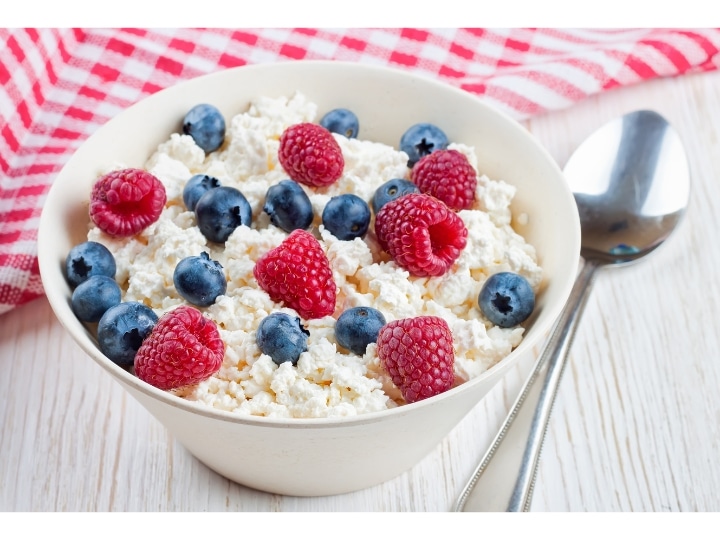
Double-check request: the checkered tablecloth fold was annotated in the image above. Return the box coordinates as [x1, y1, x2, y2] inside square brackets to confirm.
[2, 27, 719, 315]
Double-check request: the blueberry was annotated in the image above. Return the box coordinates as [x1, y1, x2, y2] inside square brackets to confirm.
[319, 108, 359, 139]
[183, 103, 226, 153]
[195, 185, 252, 243]
[97, 301, 158, 366]
[371, 178, 420, 214]
[321, 194, 371, 241]
[478, 272, 535, 328]
[65, 241, 116, 288]
[256, 312, 309, 366]
[399, 122, 449, 167]
[173, 252, 227, 307]
[335, 307, 386, 355]
[183, 174, 222, 211]
[71, 275, 122, 322]
[263, 179, 314, 232]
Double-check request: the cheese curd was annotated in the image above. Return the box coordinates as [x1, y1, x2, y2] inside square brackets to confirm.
[87, 92, 542, 418]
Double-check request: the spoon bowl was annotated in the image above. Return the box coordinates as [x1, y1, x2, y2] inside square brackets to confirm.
[455, 109, 690, 512]
[567, 110, 690, 264]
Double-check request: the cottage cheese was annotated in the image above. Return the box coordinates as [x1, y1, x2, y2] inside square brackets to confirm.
[88, 92, 542, 419]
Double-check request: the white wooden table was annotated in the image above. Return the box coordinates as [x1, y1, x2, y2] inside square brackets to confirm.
[2, 69, 719, 512]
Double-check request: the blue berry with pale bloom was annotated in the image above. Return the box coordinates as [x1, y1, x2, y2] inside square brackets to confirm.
[97, 302, 158, 366]
[183, 174, 221, 211]
[183, 104, 226, 153]
[371, 178, 420, 214]
[263, 179, 314, 232]
[173, 252, 227, 307]
[478, 272, 535, 328]
[71, 275, 122, 322]
[65, 240, 116, 288]
[399, 122, 449, 167]
[335, 306, 386, 355]
[322, 193, 371, 240]
[319, 108, 359, 139]
[195, 185, 252, 243]
[256, 312, 309, 366]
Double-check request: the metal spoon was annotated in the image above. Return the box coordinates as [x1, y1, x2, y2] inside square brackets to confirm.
[454, 110, 690, 512]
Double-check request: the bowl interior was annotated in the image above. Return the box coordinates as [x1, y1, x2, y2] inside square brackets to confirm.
[38, 60, 580, 425]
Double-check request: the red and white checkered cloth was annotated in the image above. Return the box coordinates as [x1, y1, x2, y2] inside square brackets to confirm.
[2, 27, 719, 315]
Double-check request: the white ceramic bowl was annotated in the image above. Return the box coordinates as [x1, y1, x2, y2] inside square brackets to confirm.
[38, 61, 580, 497]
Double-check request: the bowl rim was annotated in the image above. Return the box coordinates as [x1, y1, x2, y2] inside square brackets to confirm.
[38, 59, 580, 429]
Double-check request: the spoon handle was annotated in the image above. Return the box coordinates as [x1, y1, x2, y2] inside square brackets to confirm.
[454, 259, 600, 512]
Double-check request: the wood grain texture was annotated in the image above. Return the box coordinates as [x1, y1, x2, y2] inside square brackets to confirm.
[2, 70, 719, 512]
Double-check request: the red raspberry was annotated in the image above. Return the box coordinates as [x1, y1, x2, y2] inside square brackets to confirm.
[278, 122, 344, 187]
[134, 305, 225, 390]
[90, 168, 167, 237]
[376, 316, 455, 403]
[253, 229, 337, 319]
[374, 193, 468, 277]
[410, 149, 477, 210]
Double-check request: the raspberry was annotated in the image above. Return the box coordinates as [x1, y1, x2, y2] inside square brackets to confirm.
[134, 305, 225, 390]
[90, 168, 167, 237]
[376, 316, 455, 403]
[278, 123, 344, 187]
[410, 149, 477, 210]
[253, 229, 337, 319]
[374, 193, 468, 277]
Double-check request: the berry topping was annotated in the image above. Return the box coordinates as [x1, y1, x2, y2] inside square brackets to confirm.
[253, 229, 337, 320]
[71, 275, 122, 322]
[376, 315, 455, 403]
[321, 193, 371, 241]
[371, 178, 420, 215]
[256, 312, 310, 366]
[173, 252, 227, 307]
[399, 122, 449, 168]
[195, 185, 252, 243]
[183, 174, 222, 211]
[183, 103, 226, 153]
[97, 301, 159, 366]
[263, 179, 314, 233]
[410, 149, 477, 211]
[335, 306, 386, 356]
[319, 108, 359, 139]
[278, 122, 344, 187]
[89, 168, 167, 237]
[65, 240, 117, 288]
[478, 272, 535, 328]
[134, 305, 225, 390]
[374, 193, 468, 277]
